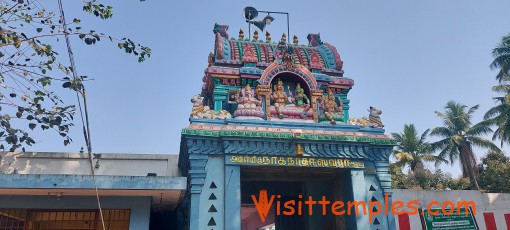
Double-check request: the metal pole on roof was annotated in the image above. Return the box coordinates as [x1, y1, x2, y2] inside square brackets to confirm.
[287, 13, 290, 45]
[248, 11, 251, 40]
[246, 9, 290, 44]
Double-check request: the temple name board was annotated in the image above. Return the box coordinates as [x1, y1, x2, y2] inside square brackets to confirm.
[226, 155, 364, 169]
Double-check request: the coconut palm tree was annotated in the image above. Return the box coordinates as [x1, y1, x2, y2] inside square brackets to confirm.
[391, 124, 446, 173]
[430, 101, 500, 190]
[490, 34, 510, 83]
[484, 81, 510, 147]
[487, 33, 510, 147]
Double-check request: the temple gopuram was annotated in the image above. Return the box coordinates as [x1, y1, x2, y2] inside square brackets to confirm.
[179, 23, 397, 230]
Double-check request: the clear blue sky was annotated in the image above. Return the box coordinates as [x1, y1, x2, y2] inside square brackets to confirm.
[29, 0, 510, 177]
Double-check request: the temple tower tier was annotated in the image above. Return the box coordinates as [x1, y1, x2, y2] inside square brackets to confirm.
[180, 23, 396, 230]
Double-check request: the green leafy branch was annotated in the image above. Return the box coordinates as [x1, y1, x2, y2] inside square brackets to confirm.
[0, 0, 150, 151]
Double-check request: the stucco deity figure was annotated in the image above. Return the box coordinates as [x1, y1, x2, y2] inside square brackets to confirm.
[294, 83, 309, 107]
[319, 88, 344, 124]
[347, 106, 384, 128]
[233, 84, 264, 119]
[271, 79, 294, 119]
[366, 106, 384, 128]
[190, 94, 232, 119]
[294, 83, 311, 119]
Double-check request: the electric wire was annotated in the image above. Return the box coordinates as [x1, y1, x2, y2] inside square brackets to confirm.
[57, 1, 106, 229]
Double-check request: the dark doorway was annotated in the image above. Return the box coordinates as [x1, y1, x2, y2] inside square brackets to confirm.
[240, 166, 347, 230]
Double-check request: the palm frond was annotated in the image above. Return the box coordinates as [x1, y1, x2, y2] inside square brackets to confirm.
[492, 84, 510, 93]
[430, 138, 451, 152]
[419, 128, 430, 145]
[466, 121, 493, 136]
[491, 37, 510, 83]
[484, 104, 506, 119]
[468, 136, 501, 152]
[434, 111, 455, 130]
[430, 127, 452, 138]
[467, 104, 480, 116]
[395, 152, 414, 161]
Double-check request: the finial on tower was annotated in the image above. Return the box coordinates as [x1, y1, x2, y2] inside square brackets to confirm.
[266, 31, 271, 42]
[281, 33, 287, 43]
[296, 144, 303, 157]
[239, 28, 244, 40]
[253, 30, 259, 40]
[293, 35, 298, 45]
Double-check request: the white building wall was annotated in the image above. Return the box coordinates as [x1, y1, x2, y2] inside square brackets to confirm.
[0, 152, 181, 177]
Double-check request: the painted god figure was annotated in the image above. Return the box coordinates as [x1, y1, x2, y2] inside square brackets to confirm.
[268, 79, 314, 121]
[271, 79, 294, 119]
[233, 84, 264, 119]
[294, 83, 311, 119]
[294, 83, 309, 107]
[319, 88, 344, 124]
[190, 94, 232, 120]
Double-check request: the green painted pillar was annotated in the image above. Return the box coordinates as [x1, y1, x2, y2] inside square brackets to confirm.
[213, 87, 229, 111]
[343, 98, 350, 121]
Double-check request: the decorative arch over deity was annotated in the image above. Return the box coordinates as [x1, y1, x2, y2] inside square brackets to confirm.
[188, 23, 386, 128]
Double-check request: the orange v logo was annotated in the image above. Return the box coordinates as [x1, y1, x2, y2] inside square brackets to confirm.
[251, 189, 275, 222]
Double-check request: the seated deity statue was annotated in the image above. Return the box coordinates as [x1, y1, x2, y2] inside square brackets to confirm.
[293, 83, 311, 119]
[319, 88, 345, 125]
[270, 79, 294, 119]
[233, 84, 264, 119]
[269, 79, 313, 121]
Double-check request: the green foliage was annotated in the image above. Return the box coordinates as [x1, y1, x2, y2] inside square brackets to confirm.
[430, 101, 500, 190]
[390, 164, 470, 190]
[478, 150, 510, 193]
[0, 0, 150, 151]
[484, 90, 510, 147]
[391, 124, 446, 173]
[490, 33, 510, 83]
[486, 33, 510, 147]
[390, 163, 405, 189]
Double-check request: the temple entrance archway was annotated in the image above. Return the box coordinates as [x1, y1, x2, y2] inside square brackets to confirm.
[240, 166, 347, 230]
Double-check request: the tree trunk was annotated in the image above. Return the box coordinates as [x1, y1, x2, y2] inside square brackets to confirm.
[410, 162, 416, 173]
[458, 142, 480, 190]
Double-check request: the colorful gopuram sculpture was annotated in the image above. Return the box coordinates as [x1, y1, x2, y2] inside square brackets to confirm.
[190, 94, 232, 120]
[187, 23, 387, 127]
[348, 106, 385, 128]
[319, 88, 344, 124]
[367, 106, 384, 128]
[180, 22, 395, 230]
[233, 84, 264, 119]
[293, 83, 311, 118]
[270, 79, 294, 119]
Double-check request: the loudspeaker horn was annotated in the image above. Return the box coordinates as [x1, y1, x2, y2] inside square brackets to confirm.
[243, 6, 258, 21]
[253, 20, 266, 32]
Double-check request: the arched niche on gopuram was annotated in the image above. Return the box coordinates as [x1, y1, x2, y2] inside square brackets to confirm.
[256, 63, 323, 122]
